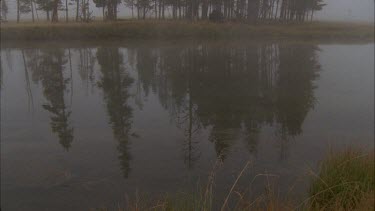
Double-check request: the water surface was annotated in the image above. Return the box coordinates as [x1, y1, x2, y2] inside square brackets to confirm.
[1, 41, 374, 210]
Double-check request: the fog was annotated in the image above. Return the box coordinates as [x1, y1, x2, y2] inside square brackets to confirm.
[2, 0, 374, 22]
[315, 0, 374, 22]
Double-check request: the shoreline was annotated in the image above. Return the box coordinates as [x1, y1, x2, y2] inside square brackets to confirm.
[1, 20, 373, 41]
[1, 38, 373, 49]
[102, 148, 374, 210]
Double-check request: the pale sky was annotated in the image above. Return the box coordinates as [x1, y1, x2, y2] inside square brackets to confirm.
[3, 0, 374, 22]
[315, 0, 374, 22]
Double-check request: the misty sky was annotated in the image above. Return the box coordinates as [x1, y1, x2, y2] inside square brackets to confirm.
[3, 0, 374, 22]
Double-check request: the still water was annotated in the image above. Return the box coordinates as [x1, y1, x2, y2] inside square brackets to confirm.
[1, 41, 374, 210]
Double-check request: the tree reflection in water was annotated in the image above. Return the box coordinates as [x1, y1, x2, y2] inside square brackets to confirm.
[97, 47, 134, 178]
[26, 48, 74, 151]
[18, 42, 320, 177]
[132, 43, 320, 163]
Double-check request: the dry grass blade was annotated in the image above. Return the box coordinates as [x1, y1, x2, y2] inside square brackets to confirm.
[220, 161, 251, 211]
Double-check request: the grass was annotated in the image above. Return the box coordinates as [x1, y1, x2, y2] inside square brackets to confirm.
[93, 147, 374, 211]
[95, 160, 292, 211]
[1, 20, 374, 41]
[308, 148, 374, 210]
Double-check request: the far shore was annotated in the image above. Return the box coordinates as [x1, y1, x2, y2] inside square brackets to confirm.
[1, 20, 374, 41]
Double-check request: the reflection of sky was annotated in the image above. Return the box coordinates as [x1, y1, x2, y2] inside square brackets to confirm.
[3, 0, 374, 22]
[305, 43, 374, 144]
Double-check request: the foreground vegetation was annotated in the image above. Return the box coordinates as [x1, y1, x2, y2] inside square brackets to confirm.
[94, 147, 374, 211]
[1, 21, 373, 41]
[309, 148, 374, 210]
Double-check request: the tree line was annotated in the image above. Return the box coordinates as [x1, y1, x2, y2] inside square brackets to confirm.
[1, 0, 325, 23]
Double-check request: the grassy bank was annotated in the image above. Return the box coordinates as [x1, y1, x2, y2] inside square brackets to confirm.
[94, 148, 374, 211]
[1, 21, 373, 41]
[308, 148, 374, 210]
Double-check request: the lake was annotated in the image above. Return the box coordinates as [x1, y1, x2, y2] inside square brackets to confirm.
[1, 41, 374, 210]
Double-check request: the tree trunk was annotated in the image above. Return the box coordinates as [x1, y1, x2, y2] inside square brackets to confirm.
[274, 0, 279, 19]
[193, 0, 198, 20]
[65, 0, 68, 22]
[102, 5, 105, 20]
[247, 0, 259, 23]
[86, 0, 90, 22]
[279, 0, 286, 21]
[158, 0, 162, 19]
[155, 0, 157, 19]
[82, 0, 86, 21]
[76, 0, 79, 21]
[114, 1, 117, 19]
[35, 3, 39, 20]
[131, 3, 134, 18]
[68, 48, 73, 105]
[17, 0, 20, 23]
[31, 0, 35, 22]
[51, 0, 59, 22]
[107, 0, 112, 20]
[178, 1, 181, 19]
[223, 1, 227, 19]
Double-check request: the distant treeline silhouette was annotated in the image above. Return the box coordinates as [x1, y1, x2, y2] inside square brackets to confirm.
[2, 0, 325, 23]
